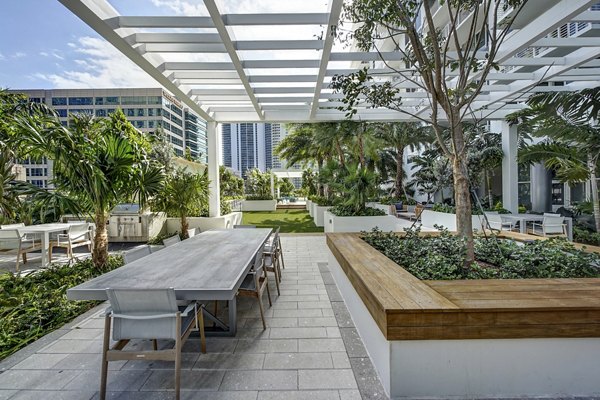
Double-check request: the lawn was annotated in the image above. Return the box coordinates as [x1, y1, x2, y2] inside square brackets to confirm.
[242, 210, 324, 233]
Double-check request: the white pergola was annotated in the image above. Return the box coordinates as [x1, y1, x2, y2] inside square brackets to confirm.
[58, 0, 600, 216]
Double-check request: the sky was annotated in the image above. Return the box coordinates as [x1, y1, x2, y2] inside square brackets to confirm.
[0, 0, 332, 90]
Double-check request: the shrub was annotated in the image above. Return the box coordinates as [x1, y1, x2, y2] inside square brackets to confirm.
[245, 194, 274, 201]
[0, 256, 123, 360]
[574, 227, 600, 246]
[330, 205, 386, 217]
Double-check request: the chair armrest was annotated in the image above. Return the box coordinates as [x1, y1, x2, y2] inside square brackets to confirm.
[181, 302, 197, 317]
[532, 223, 542, 229]
[112, 312, 179, 320]
[103, 306, 113, 316]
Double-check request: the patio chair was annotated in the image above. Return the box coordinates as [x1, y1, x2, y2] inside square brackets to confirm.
[48, 223, 92, 262]
[1, 223, 39, 241]
[237, 244, 272, 330]
[233, 225, 257, 229]
[163, 235, 181, 247]
[263, 227, 282, 296]
[411, 204, 425, 222]
[0, 229, 43, 273]
[484, 212, 515, 232]
[530, 213, 567, 237]
[100, 288, 205, 400]
[123, 245, 152, 264]
[187, 228, 200, 238]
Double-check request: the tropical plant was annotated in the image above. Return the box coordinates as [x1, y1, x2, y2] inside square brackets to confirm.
[245, 168, 273, 199]
[328, 163, 380, 215]
[148, 127, 176, 173]
[220, 165, 244, 198]
[332, 0, 529, 264]
[465, 125, 504, 209]
[15, 110, 163, 268]
[279, 178, 295, 197]
[409, 148, 453, 203]
[508, 88, 600, 232]
[151, 168, 209, 239]
[301, 169, 318, 197]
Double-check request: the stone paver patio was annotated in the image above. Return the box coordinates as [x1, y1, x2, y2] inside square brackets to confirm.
[0, 235, 388, 400]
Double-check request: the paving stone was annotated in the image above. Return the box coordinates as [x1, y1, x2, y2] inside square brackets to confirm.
[338, 389, 363, 400]
[269, 302, 298, 310]
[272, 309, 322, 318]
[298, 338, 346, 353]
[320, 272, 335, 285]
[235, 339, 298, 354]
[65, 369, 151, 391]
[263, 352, 333, 370]
[52, 353, 125, 371]
[340, 329, 368, 358]
[141, 370, 225, 391]
[325, 285, 344, 302]
[39, 339, 103, 354]
[184, 392, 259, 400]
[0, 370, 81, 390]
[298, 369, 358, 390]
[9, 390, 96, 400]
[185, 338, 237, 354]
[220, 370, 297, 391]
[298, 301, 333, 309]
[0, 390, 17, 400]
[122, 353, 199, 370]
[298, 317, 338, 327]
[194, 353, 265, 370]
[258, 390, 340, 400]
[236, 328, 271, 340]
[269, 327, 328, 339]
[331, 352, 351, 369]
[60, 328, 104, 340]
[11, 353, 69, 370]
[331, 303, 355, 328]
[349, 357, 388, 400]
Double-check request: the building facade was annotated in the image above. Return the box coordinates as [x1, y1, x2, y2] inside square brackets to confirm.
[12, 88, 208, 187]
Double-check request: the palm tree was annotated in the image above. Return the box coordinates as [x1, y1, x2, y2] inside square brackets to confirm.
[16, 110, 163, 268]
[373, 122, 432, 199]
[508, 88, 600, 232]
[465, 125, 503, 209]
[152, 168, 209, 239]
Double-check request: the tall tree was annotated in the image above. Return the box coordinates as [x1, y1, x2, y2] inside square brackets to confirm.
[332, 0, 528, 264]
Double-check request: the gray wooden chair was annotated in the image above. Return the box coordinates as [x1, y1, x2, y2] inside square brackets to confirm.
[49, 223, 93, 262]
[101, 288, 206, 400]
[263, 227, 282, 295]
[265, 226, 285, 272]
[123, 245, 152, 264]
[238, 245, 272, 329]
[0, 229, 43, 273]
[187, 228, 200, 238]
[163, 235, 181, 247]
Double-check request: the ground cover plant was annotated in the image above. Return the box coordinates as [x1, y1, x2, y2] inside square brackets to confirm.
[0, 256, 123, 360]
[242, 210, 323, 233]
[362, 228, 600, 280]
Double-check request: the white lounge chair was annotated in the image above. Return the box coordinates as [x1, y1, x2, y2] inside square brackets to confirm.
[49, 223, 92, 262]
[0, 229, 42, 272]
[484, 212, 515, 232]
[530, 213, 567, 237]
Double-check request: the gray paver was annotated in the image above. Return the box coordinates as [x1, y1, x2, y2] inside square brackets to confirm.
[339, 328, 368, 358]
[235, 339, 298, 354]
[65, 369, 152, 391]
[349, 357, 388, 400]
[298, 369, 358, 390]
[220, 370, 297, 391]
[258, 390, 340, 400]
[297, 338, 346, 353]
[194, 353, 265, 370]
[263, 352, 333, 370]
[9, 390, 96, 400]
[269, 327, 327, 339]
[0, 370, 81, 390]
[11, 353, 69, 370]
[141, 370, 225, 391]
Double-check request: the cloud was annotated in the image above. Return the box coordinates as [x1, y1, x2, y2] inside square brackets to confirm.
[0, 52, 4, 61]
[11, 52, 26, 59]
[34, 37, 158, 89]
[40, 50, 64, 60]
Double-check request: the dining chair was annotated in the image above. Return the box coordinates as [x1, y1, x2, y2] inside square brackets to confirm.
[163, 235, 181, 247]
[0, 229, 42, 273]
[49, 223, 93, 262]
[101, 288, 206, 400]
[187, 228, 200, 238]
[263, 228, 281, 296]
[237, 244, 272, 330]
[484, 212, 514, 232]
[530, 213, 567, 237]
[123, 245, 152, 264]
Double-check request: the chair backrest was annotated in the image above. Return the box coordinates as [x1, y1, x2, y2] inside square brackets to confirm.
[415, 204, 425, 217]
[234, 225, 257, 229]
[252, 243, 265, 274]
[187, 228, 200, 238]
[123, 245, 152, 264]
[163, 235, 181, 247]
[0, 229, 22, 249]
[543, 214, 565, 234]
[395, 202, 403, 212]
[1, 223, 25, 230]
[68, 223, 90, 239]
[484, 212, 502, 223]
[106, 288, 180, 341]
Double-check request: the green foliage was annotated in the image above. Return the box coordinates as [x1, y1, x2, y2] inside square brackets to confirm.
[242, 210, 323, 233]
[0, 256, 123, 360]
[220, 166, 244, 198]
[245, 169, 273, 199]
[151, 168, 209, 219]
[310, 196, 333, 207]
[574, 227, 600, 246]
[362, 228, 600, 280]
[329, 163, 379, 214]
[330, 205, 386, 217]
[301, 169, 318, 196]
[279, 178, 295, 197]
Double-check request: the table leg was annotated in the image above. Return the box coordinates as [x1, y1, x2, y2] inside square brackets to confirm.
[567, 218, 573, 242]
[228, 297, 237, 337]
[41, 232, 49, 267]
[520, 219, 526, 234]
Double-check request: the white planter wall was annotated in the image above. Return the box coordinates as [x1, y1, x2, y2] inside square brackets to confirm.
[306, 200, 312, 211]
[323, 211, 403, 233]
[366, 202, 392, 215]
[313, 205, 332, 227]
[241, 200, 277, 212]
[166, 212, 243, 234]
[420, 210, 485, 232]
[309, 201, 315, 217]
[328, 250, 600, 399]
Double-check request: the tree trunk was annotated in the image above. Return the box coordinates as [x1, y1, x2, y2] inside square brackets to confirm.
[588, 154, 600, 232]
[180, 214, 189, 239]
[93, 211, 109, 269]
[358, 134, 365, 168]
[395, 147, 404, 197]
[485, 170, 493, 209]
[452, 157, 475, 265]
[335, 139, 346, 168]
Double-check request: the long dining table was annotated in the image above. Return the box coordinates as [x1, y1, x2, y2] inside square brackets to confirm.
[67, 228, 273, 336]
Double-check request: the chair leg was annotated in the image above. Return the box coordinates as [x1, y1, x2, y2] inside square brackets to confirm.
[152, 339, 158, 351]
[15, 252, 21, 274]
[100, 315, 111, 400]
[256, 292, 267, 330]
[175, 316, 182, 400]
[213, 301, 218, 328]
[272, 263, 281, 296]
[198, 308, 206, 354]
[279, 240, 285, 270]
[264, 272, 272, 307]
[48, 245, 53, 262]
[22, 252, 27, 264]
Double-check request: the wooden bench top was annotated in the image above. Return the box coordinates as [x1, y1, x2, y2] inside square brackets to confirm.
[326, 233, 600, 340]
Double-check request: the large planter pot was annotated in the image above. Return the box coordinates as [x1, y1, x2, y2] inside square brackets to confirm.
[420, 210, 485, 232]
[241, 199, 277, 212]
[324, 211, 403, 233]
[306, 200, 312, 211]
[313, 205, 332, 227]
[166, 212, 243, 234]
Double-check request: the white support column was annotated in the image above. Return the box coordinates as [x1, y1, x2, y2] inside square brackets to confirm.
[207, 121, 221, 217]
[498, 121, 519, 214]
[270, 173, 275, 199]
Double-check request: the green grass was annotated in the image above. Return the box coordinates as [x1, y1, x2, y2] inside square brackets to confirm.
[242, 210, 324, 233]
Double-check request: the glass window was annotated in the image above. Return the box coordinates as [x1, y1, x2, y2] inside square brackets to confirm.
[171, 115, 182, 127]
[551, 183, 564, 205]
[61, 120, 68, 127]
[134, 120, 146, 129]
[136, 108, 145, 117]
[106, 96, 119, 105]
[121, 96, 147, 105]
[148, 120, 155, 129]
[96, 109, 107, 117]
[69, 108, 93, 115]
[518, 183, 531, 210]
[170, 103, 182, 116]
[147, 96, 162, 105]
[56, 109, 68, 118]
[52, 97, 67, 106]
[95, 97, 104, 105]
[68, 97, 93, 106]
[570, 183, 585, 203]
[518, 164, 530, 182]
[147, 108, 155, 116]
[29, 97, 42, 104]
[107, 108, 116, 115]
[125, 108, 135, 117]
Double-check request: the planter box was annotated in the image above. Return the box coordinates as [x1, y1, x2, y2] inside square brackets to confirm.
[327, 233, 600, 399]
[306, 199, 312, 212]
[308, 201, 315, 217]
[312, 205, 332, 227]
[166, 212, 243, 234]
[241, 199, 277, 212]
[421, 209, 485, 232]
[323, 211, 403, 233]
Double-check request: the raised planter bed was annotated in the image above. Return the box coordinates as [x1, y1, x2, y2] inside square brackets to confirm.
[323, 211, 402, 233]
[326, 232, 600, 399]
[241, 199, 277, 212]
[312, 205, 332, 227]
[421, 209, 485, 231]
[166, 212, 243, 233]
[366, 202, 392, 215]
[306, 199, 312, 212]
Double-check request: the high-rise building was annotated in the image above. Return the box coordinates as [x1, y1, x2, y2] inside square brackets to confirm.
[11, 88, 208, 187]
